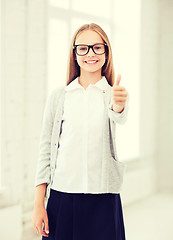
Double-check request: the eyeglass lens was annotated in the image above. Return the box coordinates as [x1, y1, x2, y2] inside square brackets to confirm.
[76, 44, 106, 56]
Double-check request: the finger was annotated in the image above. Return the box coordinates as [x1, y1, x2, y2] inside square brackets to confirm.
[37, 222, 45, 236]
[44, 218, 49, 235]
[113, 96, 127, 102]
[113, 102, 124, 107]
[112, 86, 125, 92]
[35, 226, 39, 235]
[112, 91, 127, 96]
[41, 221, 49, 237]
[42, 231, 49, 237]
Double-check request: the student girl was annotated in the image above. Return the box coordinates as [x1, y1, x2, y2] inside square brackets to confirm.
[32, 23, 129, 240]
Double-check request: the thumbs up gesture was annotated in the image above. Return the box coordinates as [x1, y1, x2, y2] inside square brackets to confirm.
[111, 74, 128, 113]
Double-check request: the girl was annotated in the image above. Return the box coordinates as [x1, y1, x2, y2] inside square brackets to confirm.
[32, 23, 129, 240]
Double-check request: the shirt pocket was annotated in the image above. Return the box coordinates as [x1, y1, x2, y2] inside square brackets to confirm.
[109, 156, 127, 190]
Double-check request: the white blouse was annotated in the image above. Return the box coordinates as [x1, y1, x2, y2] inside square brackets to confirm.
[51, 76, 115, 193]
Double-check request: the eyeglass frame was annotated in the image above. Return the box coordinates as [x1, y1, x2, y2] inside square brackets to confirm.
[73, 43, 108, 56]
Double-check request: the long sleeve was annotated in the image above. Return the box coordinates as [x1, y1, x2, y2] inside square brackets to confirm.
[35, 89, 57, 187]
[108, 90, 129, 125]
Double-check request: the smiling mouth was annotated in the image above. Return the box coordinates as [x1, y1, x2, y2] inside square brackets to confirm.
[84, 60, 99, 64]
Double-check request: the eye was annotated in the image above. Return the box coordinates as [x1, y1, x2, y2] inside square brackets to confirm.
[95, 46, 101, 50]
[94, 44, 104, 50]
[79, 46, 88, 51]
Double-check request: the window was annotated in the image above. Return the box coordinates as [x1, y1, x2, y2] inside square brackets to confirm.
[48, 19, 69, 92]
[48, 0, 141, 163]
[113, 0, 141, 162]
[0, 0, 3, 188]
[49, 0, 70, 9]
[48, 0, 114, 92]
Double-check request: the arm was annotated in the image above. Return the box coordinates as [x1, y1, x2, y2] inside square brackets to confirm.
[34, 89, 57, 190]
[32, 183, 49, 237]
[33, 88, 62, 237]
[34, 183, 47, 207]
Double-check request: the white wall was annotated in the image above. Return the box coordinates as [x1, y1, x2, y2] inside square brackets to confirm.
[0, 0, 48, 239]
[122, 0, 160, 205]
[155, 0, 173, 192]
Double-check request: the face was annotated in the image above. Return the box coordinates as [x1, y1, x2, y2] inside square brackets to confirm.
[74, 30, 107, 75]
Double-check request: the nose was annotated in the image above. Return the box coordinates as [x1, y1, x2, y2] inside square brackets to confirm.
[87, 47, 95, 56]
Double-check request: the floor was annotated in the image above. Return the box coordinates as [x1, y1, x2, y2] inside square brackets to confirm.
[123, 191, 173, 240]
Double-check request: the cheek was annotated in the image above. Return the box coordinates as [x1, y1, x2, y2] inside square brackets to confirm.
[76, 57, 83, 66]
[100, 56, 106, 66]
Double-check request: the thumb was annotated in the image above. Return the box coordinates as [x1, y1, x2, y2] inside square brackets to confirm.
[115, 74, 121, 86]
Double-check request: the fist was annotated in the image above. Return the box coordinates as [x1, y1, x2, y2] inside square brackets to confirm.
[111, 74, 128, 113]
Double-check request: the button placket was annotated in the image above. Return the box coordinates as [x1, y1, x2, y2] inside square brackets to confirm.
[82, 89, 89, 191]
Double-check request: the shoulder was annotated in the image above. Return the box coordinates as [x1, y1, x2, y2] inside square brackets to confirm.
[49, 86, 65, 98]
[48, 86, 65, 113]
[48, 86, 65, 104]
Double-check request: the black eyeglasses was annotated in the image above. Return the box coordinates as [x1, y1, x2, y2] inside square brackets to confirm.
[73, 43, 107, 56]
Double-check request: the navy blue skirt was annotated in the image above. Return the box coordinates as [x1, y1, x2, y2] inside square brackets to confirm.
[42, 188, 126, 240]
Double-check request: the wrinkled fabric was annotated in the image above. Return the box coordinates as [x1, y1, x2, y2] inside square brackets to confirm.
[51, 77, 107, 193]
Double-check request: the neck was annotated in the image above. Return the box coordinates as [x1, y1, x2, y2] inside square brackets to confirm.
[78, 71, 102, 88]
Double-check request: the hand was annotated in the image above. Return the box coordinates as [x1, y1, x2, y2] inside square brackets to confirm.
[112, 74, 128, 113]
[32, 204, 49, 237]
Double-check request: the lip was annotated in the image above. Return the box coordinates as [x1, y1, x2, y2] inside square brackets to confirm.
[84, 60, 99, 64]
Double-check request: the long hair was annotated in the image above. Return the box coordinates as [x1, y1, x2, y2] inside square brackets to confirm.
[66, 23, 115, 86]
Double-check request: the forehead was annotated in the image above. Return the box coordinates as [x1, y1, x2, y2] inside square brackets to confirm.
[75, 30, 104, 45]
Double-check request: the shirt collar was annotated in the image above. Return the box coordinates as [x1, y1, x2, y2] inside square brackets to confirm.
[65, 76, 110, 92]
